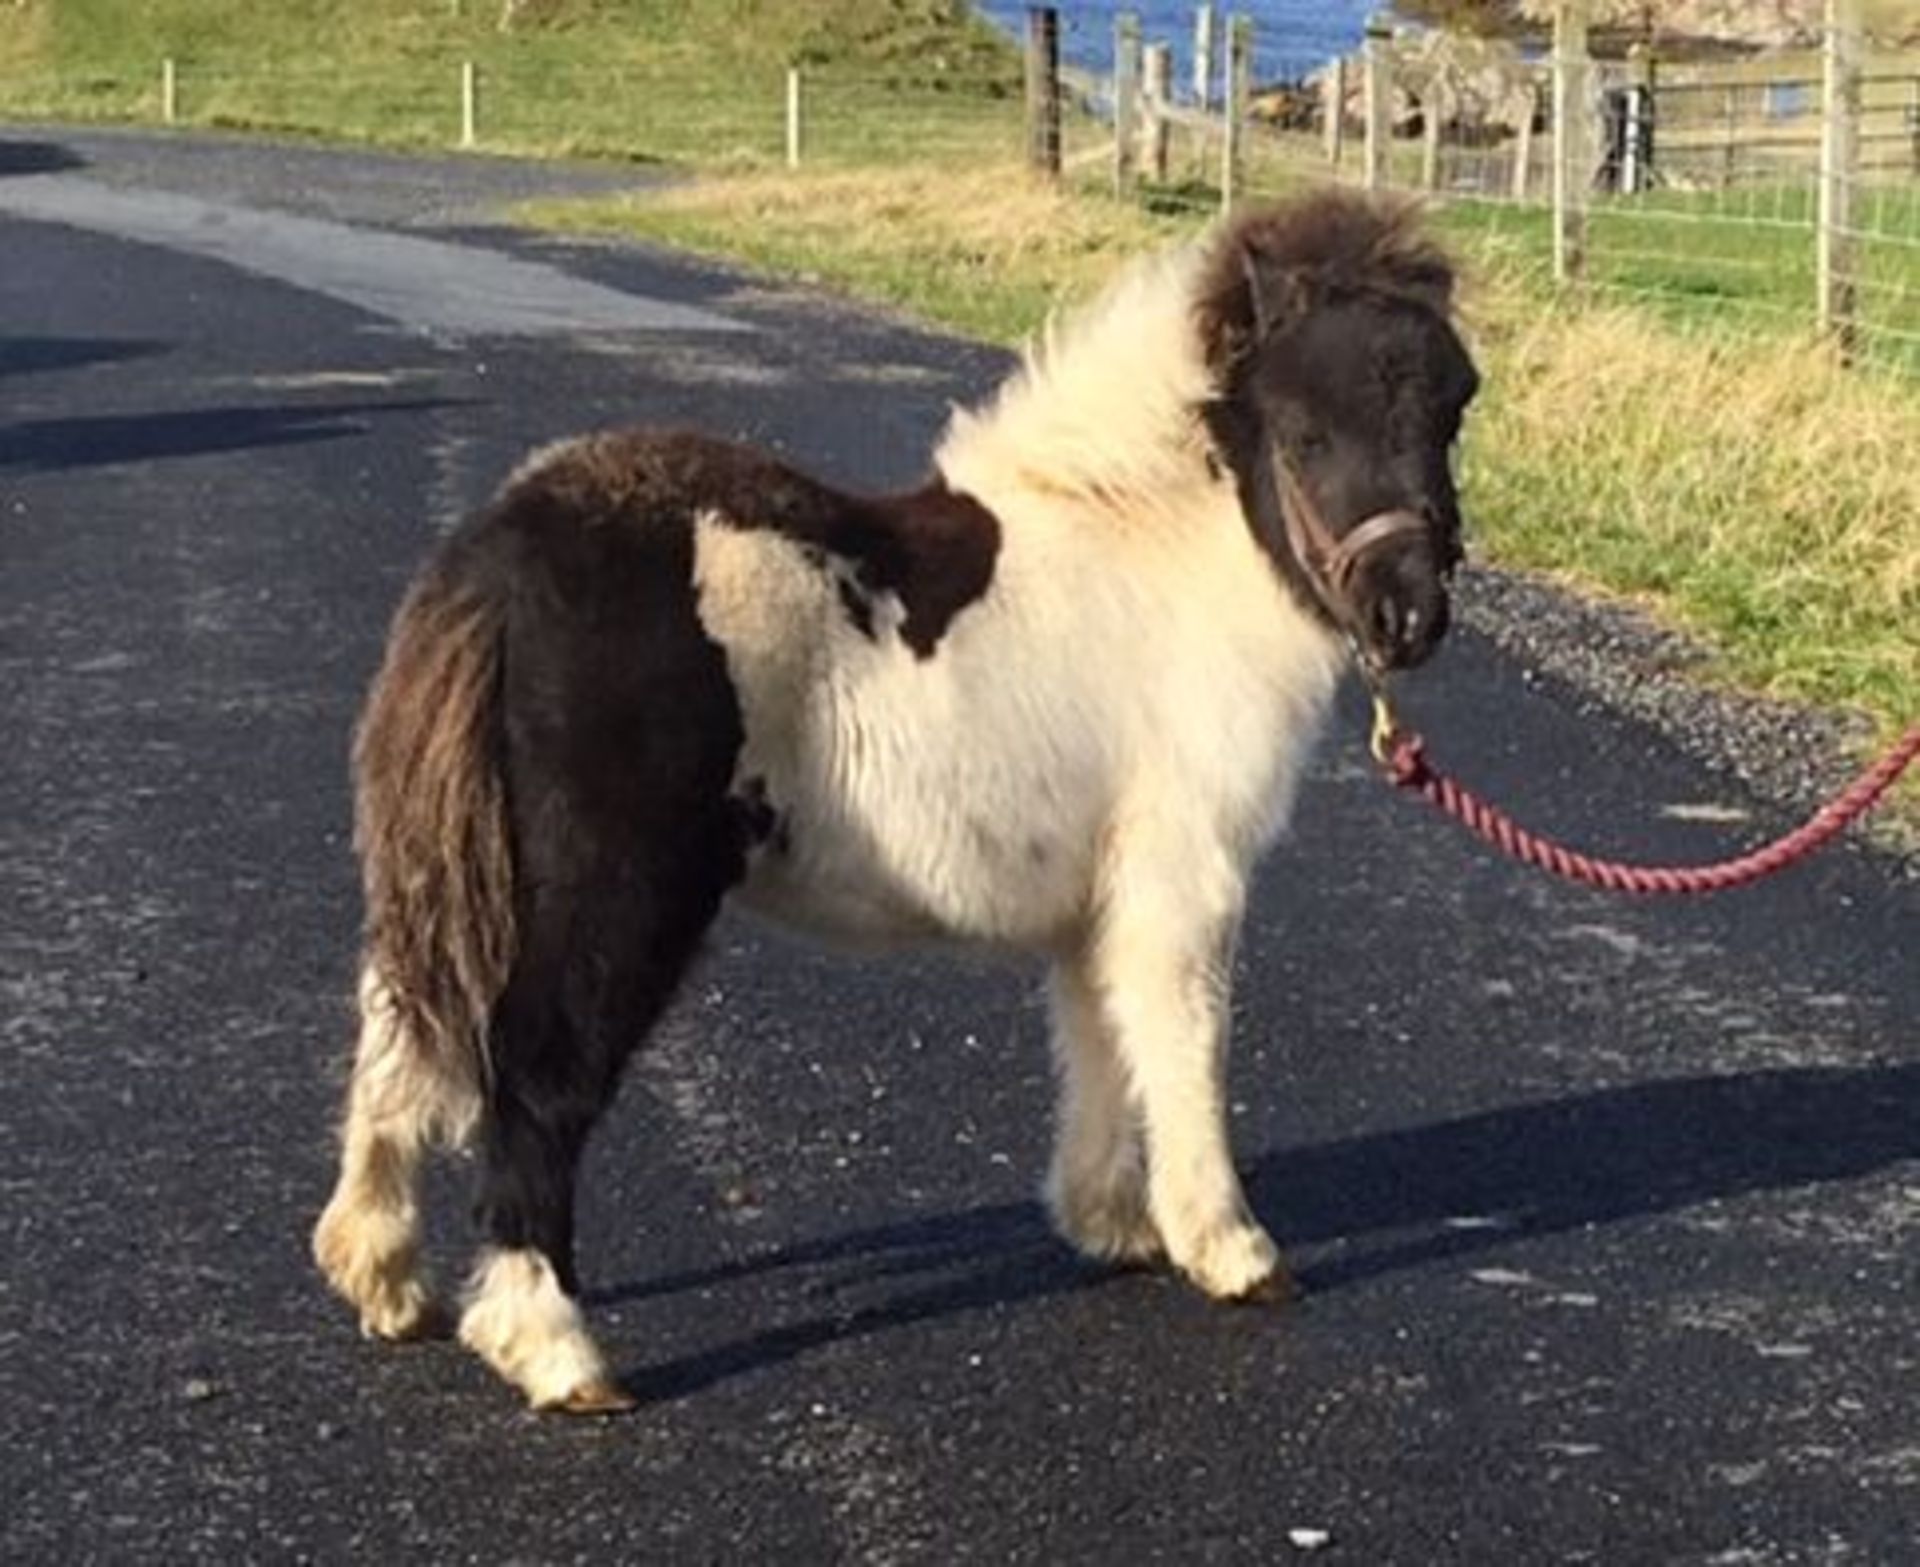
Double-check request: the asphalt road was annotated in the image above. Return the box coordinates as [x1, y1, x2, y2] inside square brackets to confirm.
[3, 127, 1915, 1565]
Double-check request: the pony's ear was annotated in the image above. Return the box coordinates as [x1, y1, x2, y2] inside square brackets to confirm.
[1382, 247, 1455, 316]
[1201, 243, 1312, 373]
[1241, 246, 1317, 343]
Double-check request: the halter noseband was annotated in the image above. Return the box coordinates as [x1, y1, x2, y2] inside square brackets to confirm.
[1272, 454, 1428, 645]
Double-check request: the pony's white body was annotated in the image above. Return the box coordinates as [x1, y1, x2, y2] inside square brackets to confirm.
[697, 249, 1345, 954]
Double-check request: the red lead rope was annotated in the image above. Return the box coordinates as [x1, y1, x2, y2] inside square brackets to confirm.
[1375, 716, 1920, 895]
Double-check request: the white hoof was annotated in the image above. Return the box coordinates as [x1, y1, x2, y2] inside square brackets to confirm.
[458, 1248, 619, 1411]
[1170, 1220, 1293, 1303]
[314, 1199, 438, 1340]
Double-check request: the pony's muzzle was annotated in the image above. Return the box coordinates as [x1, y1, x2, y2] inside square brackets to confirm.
[1352, 533, 1451, 671]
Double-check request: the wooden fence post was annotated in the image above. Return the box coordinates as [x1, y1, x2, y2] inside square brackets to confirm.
[1512, 82, 1537, 200]
[1818, 0, 1861, 354]
[1220, 14, 1251, 213]
[460, 60, 477, 148]
[1421, 84, 1444, 189]
[161, 57, 177, 125]
[1026, 6, 1062, 178]
[1114, 12, 1141, 196]
[1194, 4, 1216, 111]
[1324, 56, 1347, 166]
[1552, 0, 1589, 283]
[1363, 15, 1392, 191]
[1143, 41, 1172, 182]
[786, 68, 802, 169]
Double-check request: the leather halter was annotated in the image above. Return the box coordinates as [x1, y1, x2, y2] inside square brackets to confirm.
[1272, 453, 1428, 643]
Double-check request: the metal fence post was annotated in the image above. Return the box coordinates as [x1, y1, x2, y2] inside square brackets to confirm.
[1194, 4, 1216, 112]
[1817, 0, 1861, 355]
[161, 57, 177, 125]
[1623, 42, 1655, 193]
[1909, 76, 1920, 177]
[1363, 15, 1392, 191]
[786, 68, 802, 169]
[1220, 14, 1251, 213]
[1904, 76, 1920, 175]
[460, 61, 477, 148]
[1143, 41, 1172, 183]
[1552, 0, 1589, 283]
[1114, 12, 1141, 196]
[1721, 84, 1738, 188]
[1026, 6, 1062, 178]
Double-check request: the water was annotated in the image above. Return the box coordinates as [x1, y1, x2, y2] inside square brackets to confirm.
[973, 2, 1382, 89]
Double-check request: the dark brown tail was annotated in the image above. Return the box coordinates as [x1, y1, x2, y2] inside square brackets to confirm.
[352, 565, 513, 1090]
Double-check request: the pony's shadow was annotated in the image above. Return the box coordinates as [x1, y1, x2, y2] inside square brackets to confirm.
[595, 1062, 1920, 1404]
[0, 397, 464, 472]
[0, 337, 167, 379]
[0, 139, 85, 178]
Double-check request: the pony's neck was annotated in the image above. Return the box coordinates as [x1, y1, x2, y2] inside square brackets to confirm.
[933, 246, 1222, 532]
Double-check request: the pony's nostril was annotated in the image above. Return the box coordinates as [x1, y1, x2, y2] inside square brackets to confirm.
[1372, 596, 1407, 651]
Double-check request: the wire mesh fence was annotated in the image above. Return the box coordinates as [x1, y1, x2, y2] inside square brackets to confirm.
[1084, 7, 1920, 374]
[3, 6, 1914, 370]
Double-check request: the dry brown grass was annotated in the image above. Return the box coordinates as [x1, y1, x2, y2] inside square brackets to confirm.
[1465, 289, 1920, 760]
[527, 164, 1191, 340]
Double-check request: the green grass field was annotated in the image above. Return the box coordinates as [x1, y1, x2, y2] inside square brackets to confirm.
[0, 0, 1021, 160]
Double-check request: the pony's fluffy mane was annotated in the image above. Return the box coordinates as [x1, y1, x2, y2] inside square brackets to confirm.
[933, 189, 1455, 524]
[1194, 190, 1456, 378]
[934, 242, 1219, 520]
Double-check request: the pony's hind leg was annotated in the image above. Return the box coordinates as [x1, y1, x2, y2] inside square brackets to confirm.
[458, 865, 728, 1415]
[313, 967, 479, 1340]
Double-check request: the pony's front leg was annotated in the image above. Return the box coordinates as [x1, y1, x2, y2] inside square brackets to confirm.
[1091, 848, 1290, 1304]
[1044, 951, 1162, 1266]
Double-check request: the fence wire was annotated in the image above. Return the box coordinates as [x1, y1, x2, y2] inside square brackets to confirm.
[3, 17, 1915, 371]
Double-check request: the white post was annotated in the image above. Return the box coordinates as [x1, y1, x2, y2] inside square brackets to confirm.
[1552, 0, 1589, 283]
[1324, 56, 1347, 166]
[1363, 15, 1392, 191]
[786, 68, 802, 169]
[1194, 4, 1216, 111]
[460, 61, 477, 149]
[161, 57, 177, 125]
[1114, 12, 1141, 196]
[1220, 14, 1251, 213]
[1512, 83, 1537, 200]
[1817, 0, 1861, 353]
[1143, 41, 1172, 182]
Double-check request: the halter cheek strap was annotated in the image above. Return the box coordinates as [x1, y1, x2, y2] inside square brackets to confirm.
[1272, 451, 1428, 639]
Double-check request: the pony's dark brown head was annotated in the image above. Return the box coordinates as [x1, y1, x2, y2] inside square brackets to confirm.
[1196, 190, 1479, 672]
